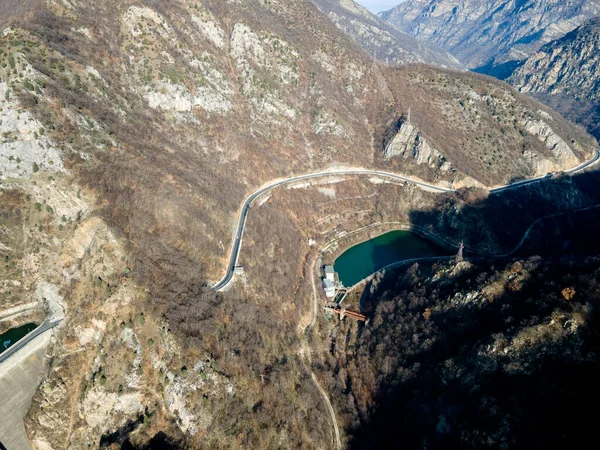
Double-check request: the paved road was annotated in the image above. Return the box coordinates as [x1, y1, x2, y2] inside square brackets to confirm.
[490, 149, 600, 193]
[211, 169, 454, 291]
[0, 320, 61, 364]
[212, 150, 599, 291]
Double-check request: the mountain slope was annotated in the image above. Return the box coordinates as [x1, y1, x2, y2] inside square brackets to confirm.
[5, 0, 591, 284]
[380, 0, 600, 73]
[311, 0, 462, 68]
[509, 17, 600, 141]
[0, 0, 596, 448]
[324, 254, 600, 449]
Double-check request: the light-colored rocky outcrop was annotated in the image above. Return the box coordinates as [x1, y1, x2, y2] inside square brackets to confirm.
[509, 17, 600, 140]
[230, 23, 298, 119]
[521, 117, 579, 170]
[384, 119, 450, 171]
[123, 6, 233, 116]
[312, 110, 349, 137]
[144, 78, 233, 114]
[0, 81, 63, 182]
[190, 14, 226, 49]
[122, 5, 172, 40]
[162, 359, 234, 436]
[510, 18, 600, 102]
[81, 390, 144, 430]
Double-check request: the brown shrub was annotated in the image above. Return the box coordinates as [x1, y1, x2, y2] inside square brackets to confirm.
[562, 287, 576, 301]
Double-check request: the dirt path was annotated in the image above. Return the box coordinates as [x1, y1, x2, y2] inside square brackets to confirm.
[304, 256, 342, 450]
[311, 372, 342, 450]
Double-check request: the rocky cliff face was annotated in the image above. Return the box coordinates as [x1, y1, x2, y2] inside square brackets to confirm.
[509, 17, 600, 141]
[311, 0, 462, 68]
[380, 0, 600, 73]
[380, 65, 592, 185]
[383, 117, 451, 171]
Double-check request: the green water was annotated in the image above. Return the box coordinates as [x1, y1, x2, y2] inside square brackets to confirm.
[0, 323, 38, 354]
[334, 230, 451, 286]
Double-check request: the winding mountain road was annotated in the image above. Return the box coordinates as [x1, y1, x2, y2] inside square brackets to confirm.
[207, 149, 598, 449]
[211, 169, 454, 291]
[212, 149, 599, 291]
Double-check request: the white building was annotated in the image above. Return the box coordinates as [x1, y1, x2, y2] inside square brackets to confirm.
[323, 279, 336, 298]
[324, 265, 335, 282]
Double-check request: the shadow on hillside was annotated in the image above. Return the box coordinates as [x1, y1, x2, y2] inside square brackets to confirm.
[348, 252, 600, 449]
[345, 169, 600, 449]
[407, 169, 600, 257]
[121, 433, 183, 450]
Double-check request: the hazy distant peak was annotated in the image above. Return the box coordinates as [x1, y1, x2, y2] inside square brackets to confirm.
[380, 0, 600, 70]
[312, 0, 463, 68]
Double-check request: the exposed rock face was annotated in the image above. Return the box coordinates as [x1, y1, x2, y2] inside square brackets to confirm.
[509, 17, 600, 140]
[312, 109, 350, 137]
[124, 6, 233, 116]
[384, 119, 450, 171]
[521, 117, 579, 170]
[380, 0, 600, 71]
[380, 66, 593, 185]
[0, 60, 63, 181]
[311, 0, 462, 68]
[229, 22, 299, 120]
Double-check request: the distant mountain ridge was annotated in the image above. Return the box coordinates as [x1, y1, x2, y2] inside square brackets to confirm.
[311, 0, 462, 69]
[509, 17, 600, 141]
[379, 0, 600, 74]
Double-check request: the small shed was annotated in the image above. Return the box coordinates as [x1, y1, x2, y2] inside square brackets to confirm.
[324, 265, 335, 282]
[323, 279, 336, 298]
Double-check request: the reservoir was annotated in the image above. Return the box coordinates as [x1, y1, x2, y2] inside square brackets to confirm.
[334, 230, 451, 287]
[0, 323, 38, 355]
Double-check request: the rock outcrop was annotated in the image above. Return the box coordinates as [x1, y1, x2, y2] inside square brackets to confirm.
[384, 119, 450, 171]
[380, 0, 600, 72]
[0, 58, 63, 182]
[521, 117, 579, 171]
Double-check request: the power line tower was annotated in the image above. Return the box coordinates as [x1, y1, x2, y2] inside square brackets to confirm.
[455, 242, 464, 264]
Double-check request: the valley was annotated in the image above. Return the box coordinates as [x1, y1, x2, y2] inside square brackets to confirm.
[0, 0, 600, 449]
